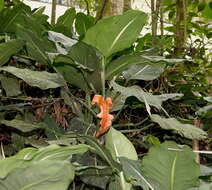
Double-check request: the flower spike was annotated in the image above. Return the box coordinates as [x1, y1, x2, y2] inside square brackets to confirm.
[92, 95, 114, 138]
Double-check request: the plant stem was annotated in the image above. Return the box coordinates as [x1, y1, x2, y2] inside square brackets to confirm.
[101, 57, 106, 98]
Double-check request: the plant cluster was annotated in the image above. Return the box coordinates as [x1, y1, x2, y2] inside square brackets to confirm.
[0, 1, 211, 190]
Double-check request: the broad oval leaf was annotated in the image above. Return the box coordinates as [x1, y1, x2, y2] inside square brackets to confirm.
[83, 10, 147, 58]
[75, 12, 95, 37]
[0, 144, 89, 179]
[122, 63, 165, 81]
[105, 127, 138, 160]
[0, 160, 75, 190]
[105, 127, 138, 190]
[68, 42, 103, 91]
[0, 66, 66, 90]
[142, 141, 200, 190]
[150, 114, 207, 140]
[56, 8, 76, 28]
[0, 40, 24, 66]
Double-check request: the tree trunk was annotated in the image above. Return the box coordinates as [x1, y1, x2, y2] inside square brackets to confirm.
[151, 0, 162, 46]
[160, 2, 164, 55]
[123, 0, 131, 12]
[102, 0, 124, 17]
[96, 0, 107, 21]
[174, 0, 187, 58]
[51, 0, 57, 25]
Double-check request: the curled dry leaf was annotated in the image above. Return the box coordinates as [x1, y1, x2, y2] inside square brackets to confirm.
[92, 95, 114, 138]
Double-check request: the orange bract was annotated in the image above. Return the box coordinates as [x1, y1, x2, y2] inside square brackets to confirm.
[92, 95, 114, 138]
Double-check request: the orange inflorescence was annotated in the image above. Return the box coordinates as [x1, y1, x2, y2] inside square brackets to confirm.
[92, 95, 114, 138]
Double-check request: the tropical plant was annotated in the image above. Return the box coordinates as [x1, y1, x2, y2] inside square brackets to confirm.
[0, 1, 210, 190]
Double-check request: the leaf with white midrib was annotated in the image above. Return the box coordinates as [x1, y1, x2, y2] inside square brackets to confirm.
[142, 141, 200, 190]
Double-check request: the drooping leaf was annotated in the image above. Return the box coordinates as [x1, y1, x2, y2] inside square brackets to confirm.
[75, 12, 95, 37]
[0, 40, 24, 66]
[0, 119, 41, 133]
[106, 52, 165, 80]
[48, 31, 77, 54]
[0, 66, 66, 90]
[141, 56, 184, 63]
[142, 141, 200, 190]
[156, 93, 184, 101]
[151, 114, 207, 140]
[83, 10, 147, 58]
[111, 80, 163, 111]
[31, 144, 90, 161]
[105, 127, 138, 190]
[0, 160, 75, 190]
[204, 96, 212, 103]
[196, 104, 212, 117]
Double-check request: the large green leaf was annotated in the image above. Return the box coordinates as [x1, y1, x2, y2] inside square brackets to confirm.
[105, 127, 138, 160]
[16, 25, 54, 65]
[75, 12, 95, 37]
[150, 114, 207, 140]
[0, 66, 66, 90]
[0, 3, 31, 33]
[53, 60, 89, 91]
[0, 144, 89, 178]
[83, 10, 147, 58]
[56, 8, 76, 28]
[142, 141, 200, 190]
[0, 40, 24, 66]
[105, 127, 138, 190]
[106, 53, 183, 80]
[0, 160, 75, 190]
[54, 42, 103, 91]
[106, 52, 163, 80]
[122, 63, 165, 81]
[68, 42, 103, 91]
